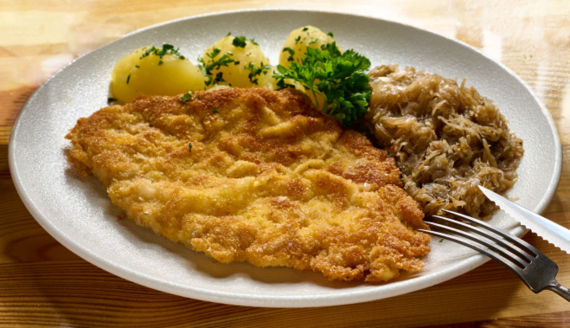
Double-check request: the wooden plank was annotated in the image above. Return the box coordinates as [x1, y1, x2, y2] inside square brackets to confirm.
[424, 311, 570, 328]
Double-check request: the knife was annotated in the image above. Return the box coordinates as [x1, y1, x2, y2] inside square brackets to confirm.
[479, 185, 570, 254]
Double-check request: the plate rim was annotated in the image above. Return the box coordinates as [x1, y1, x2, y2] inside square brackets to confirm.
[8, 8, 562, 308]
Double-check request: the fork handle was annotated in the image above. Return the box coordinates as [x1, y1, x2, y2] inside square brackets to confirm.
[546, 281, 570, 302]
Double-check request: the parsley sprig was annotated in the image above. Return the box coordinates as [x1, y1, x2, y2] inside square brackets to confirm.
[273, 42, 371, 127]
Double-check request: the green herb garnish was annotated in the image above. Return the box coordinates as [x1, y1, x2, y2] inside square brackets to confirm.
[232, 36, 247, 48]
[283, 47, 295, 62]
[180, 91, 193, 103]
[139, 44, 186, 60]
[208, 48, 222, 59]
[158, 60, 163, 65]
[283, 47, 295, 56]
[273, 42, 371, 127]
[198, 47, 235, 86]
[244, 61, 271, 85]
[213, 72, 225, 84]
[189, 142, 193, 152]
[302, 27, 308, 31]
[295, 36, 301, 43]
[212, 108, 218, 114]
[107, 97, 117, 103]
[327, 31, 334, 37]
[126, 74, 131, 84]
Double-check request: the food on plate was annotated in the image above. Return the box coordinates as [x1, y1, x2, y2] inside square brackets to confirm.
[274, 42, 371, 127]
[200, 35, 276, 89]
[110, 44, 207, 103]
[66, 87, 431, 282]
[366, 65, 524, 219]
[109, 26, 350, 114]
[278, 26, 336, 68]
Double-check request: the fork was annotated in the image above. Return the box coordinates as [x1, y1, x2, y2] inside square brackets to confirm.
[418, 209, 570, 302]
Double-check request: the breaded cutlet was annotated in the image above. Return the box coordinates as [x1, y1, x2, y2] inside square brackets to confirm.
[66, 87, 430, 282]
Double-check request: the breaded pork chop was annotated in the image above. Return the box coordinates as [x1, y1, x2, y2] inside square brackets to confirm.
[66, 88, 430, 282]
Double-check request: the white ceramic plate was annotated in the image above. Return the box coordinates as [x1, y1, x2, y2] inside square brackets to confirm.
[9, 10, 562, 307]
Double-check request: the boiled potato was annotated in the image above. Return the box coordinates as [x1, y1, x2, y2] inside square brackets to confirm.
[201, 35, 271, 88]
[110, 45, 207, 103]
[278, 26, 336, 68]
[257, 65, 279, 90]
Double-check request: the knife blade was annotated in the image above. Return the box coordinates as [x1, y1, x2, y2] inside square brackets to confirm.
[479, 185, 570, 254]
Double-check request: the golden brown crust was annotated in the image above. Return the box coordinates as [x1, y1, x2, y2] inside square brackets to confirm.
[66, 88, 430, 282]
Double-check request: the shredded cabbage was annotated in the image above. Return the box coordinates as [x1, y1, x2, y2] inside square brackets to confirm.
[366, 65, 524, 219]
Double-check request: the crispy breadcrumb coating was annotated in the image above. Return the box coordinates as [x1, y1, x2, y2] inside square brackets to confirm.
[66, 88, 430, 282]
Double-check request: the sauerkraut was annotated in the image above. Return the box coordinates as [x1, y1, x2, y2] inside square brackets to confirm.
[366, 65, 524, 219]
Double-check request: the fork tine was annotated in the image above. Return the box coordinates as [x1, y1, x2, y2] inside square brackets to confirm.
[424, 221, 529, 269]
[433, 215, 534, 263]
[418, 228, 524, 279]
[424, 211, 570, 303]
[442, 209, 539, 256]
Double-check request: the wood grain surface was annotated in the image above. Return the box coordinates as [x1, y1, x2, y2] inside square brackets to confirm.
[2, 0, 570, 327]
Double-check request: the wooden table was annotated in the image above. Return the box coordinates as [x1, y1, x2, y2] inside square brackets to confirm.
[2, 0, 569, 326]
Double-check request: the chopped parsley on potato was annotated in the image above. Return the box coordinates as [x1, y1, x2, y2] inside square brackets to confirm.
[110, 44, 206, 103]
